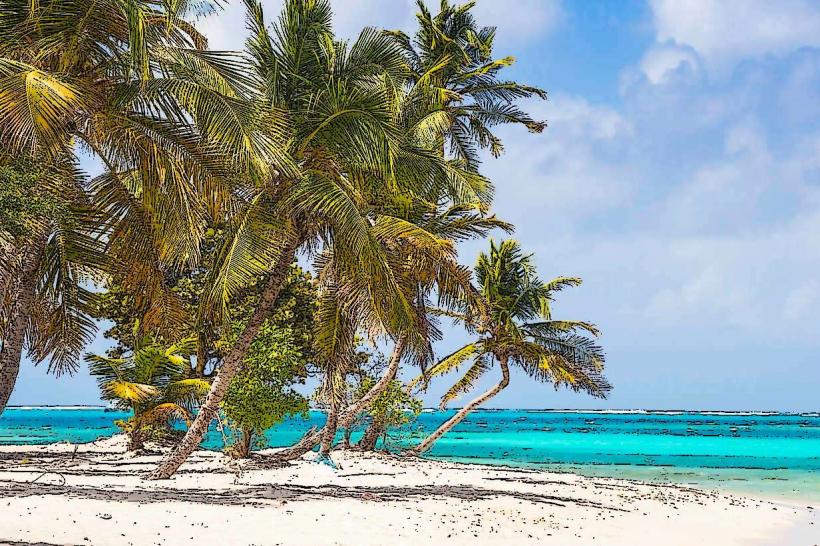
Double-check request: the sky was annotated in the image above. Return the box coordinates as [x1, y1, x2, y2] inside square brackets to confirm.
[10, 0, 820, 411]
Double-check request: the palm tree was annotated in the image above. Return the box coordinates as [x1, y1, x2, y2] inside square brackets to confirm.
[270, 0, 551, 452]
[0, 0, 269, 412]
[149, 0, 471, 478]
[87, 336, 210, 450]
[409, 240, 611, 454]
[0, 159, 105, 415]
[387, 0, 547, 168]
[152, 0, 544, 478]
[267, 201, 511, 462]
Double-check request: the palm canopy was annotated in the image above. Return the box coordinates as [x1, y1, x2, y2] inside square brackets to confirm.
[149, 0, 504, 477]
[416, 239, 611, 408]
[86, 335, 209, 419]
[386, 0, 547, 168]
[0, 0, 287, 337]
[0, 159, 106, 377]
[203, 0, 492, 340]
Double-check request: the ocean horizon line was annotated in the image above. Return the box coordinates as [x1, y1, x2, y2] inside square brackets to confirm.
[6, 405, 818, 416]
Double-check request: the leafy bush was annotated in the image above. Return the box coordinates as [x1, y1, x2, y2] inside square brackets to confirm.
[221, 325, 309, 457]
[356, 377, 422, 450]
[0, 162, 67, 238]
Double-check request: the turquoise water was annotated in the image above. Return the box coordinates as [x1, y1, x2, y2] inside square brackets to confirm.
[2, 407, 818, 501]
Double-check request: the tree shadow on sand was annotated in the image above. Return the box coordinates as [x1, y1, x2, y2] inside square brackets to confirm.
[0, 479, 626, 512]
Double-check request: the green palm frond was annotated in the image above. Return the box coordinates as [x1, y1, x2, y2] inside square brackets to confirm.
[407, 341, 480, 392]
[164, 378, 211, 409]
[440, 354, 491, 408]
[87, 338, 195, 408]
[524, 320, 601, 338]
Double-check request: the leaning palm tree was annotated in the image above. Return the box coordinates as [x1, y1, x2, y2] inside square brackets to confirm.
[409, 240, 611, 454]
[269, 200, 511, 462]
[0, 159, 105, 415]
[87, 336, 210, 450]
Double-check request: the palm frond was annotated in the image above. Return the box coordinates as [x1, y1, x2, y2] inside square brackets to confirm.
[439, 354, 490, 408]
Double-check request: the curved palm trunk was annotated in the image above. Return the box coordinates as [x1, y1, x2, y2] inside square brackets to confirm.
[0, 236, 45, 417]
[411, 357, 510, 455]
[0, 310, 27, 415]
[270, 339, 405, 462]
[357, 418, 384, 451]
[319, 400, 338, 456]
[147, 239, 299, 480]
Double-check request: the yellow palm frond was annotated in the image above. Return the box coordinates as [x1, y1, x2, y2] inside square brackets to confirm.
[407, 342, 480, 393]
[0, 60, 85, 156]
[103, 380, 157, 402]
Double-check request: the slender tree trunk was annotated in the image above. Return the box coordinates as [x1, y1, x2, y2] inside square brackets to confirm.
[269, 339, 405, 461]
[0, 309, 27, 415]
[231, 428, 252, 458]
[194, 332, 208, 378]
[147, 238, 299, 480]
[341, 337, 404, 425]
[319, 401, 338, 456]
[0, 236, 45, 417]
[410, 356, 510, 455]
[357, 418, 384, 451]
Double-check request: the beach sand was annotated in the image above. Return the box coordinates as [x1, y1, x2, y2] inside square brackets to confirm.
[0, 436, 815, 545]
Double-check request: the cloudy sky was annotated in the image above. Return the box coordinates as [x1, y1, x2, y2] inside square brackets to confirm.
[12, 0, 820, 411]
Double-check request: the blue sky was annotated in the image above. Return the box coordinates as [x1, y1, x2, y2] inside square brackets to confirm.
[11, 0, 820, 411]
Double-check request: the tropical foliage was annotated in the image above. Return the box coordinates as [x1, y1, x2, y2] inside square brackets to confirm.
[0, 0, 610, 478]
[0, 159, 104, 415]
[355, 377, 423, 451]
[87, 336, 210, 450]
[410, 240, 611, 453]
[221, 326, 309, 458]
[95, 243, 316, 378]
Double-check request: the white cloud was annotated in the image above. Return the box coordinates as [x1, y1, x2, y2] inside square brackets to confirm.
[783, 280, 820, 321]
[639, 42, 701, 84]
[480, 95, 634, 228]
[199, 0, 560, 52]
[468, 43, 820, 347]
[472, 0, 563, 48]
[650, 0, 820, 74]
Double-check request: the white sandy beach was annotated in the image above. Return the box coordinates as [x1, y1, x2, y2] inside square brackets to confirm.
[0, 436, 815, 546]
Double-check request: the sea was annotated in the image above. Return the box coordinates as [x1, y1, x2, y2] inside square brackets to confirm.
[1, 407, 818, 502]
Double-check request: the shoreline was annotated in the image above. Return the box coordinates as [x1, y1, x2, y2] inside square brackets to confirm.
[0, 436, 815, 545]
[6, 405, 819, 416]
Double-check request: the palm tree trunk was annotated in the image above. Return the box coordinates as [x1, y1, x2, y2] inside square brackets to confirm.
[194, 332, 208, 378]
[147, 238, 299, 480]
[410, 356, 510, 455]
[269, 339, 405, 462]
[339, 338, 404, 426]
[0, 235, 45, 417]
[0, 309, 27, 415]
[319, 400, 338, 456]
[357, 418, 384, 451]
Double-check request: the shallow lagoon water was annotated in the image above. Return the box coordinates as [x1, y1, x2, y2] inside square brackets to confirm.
[2, 407, 817, 501]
